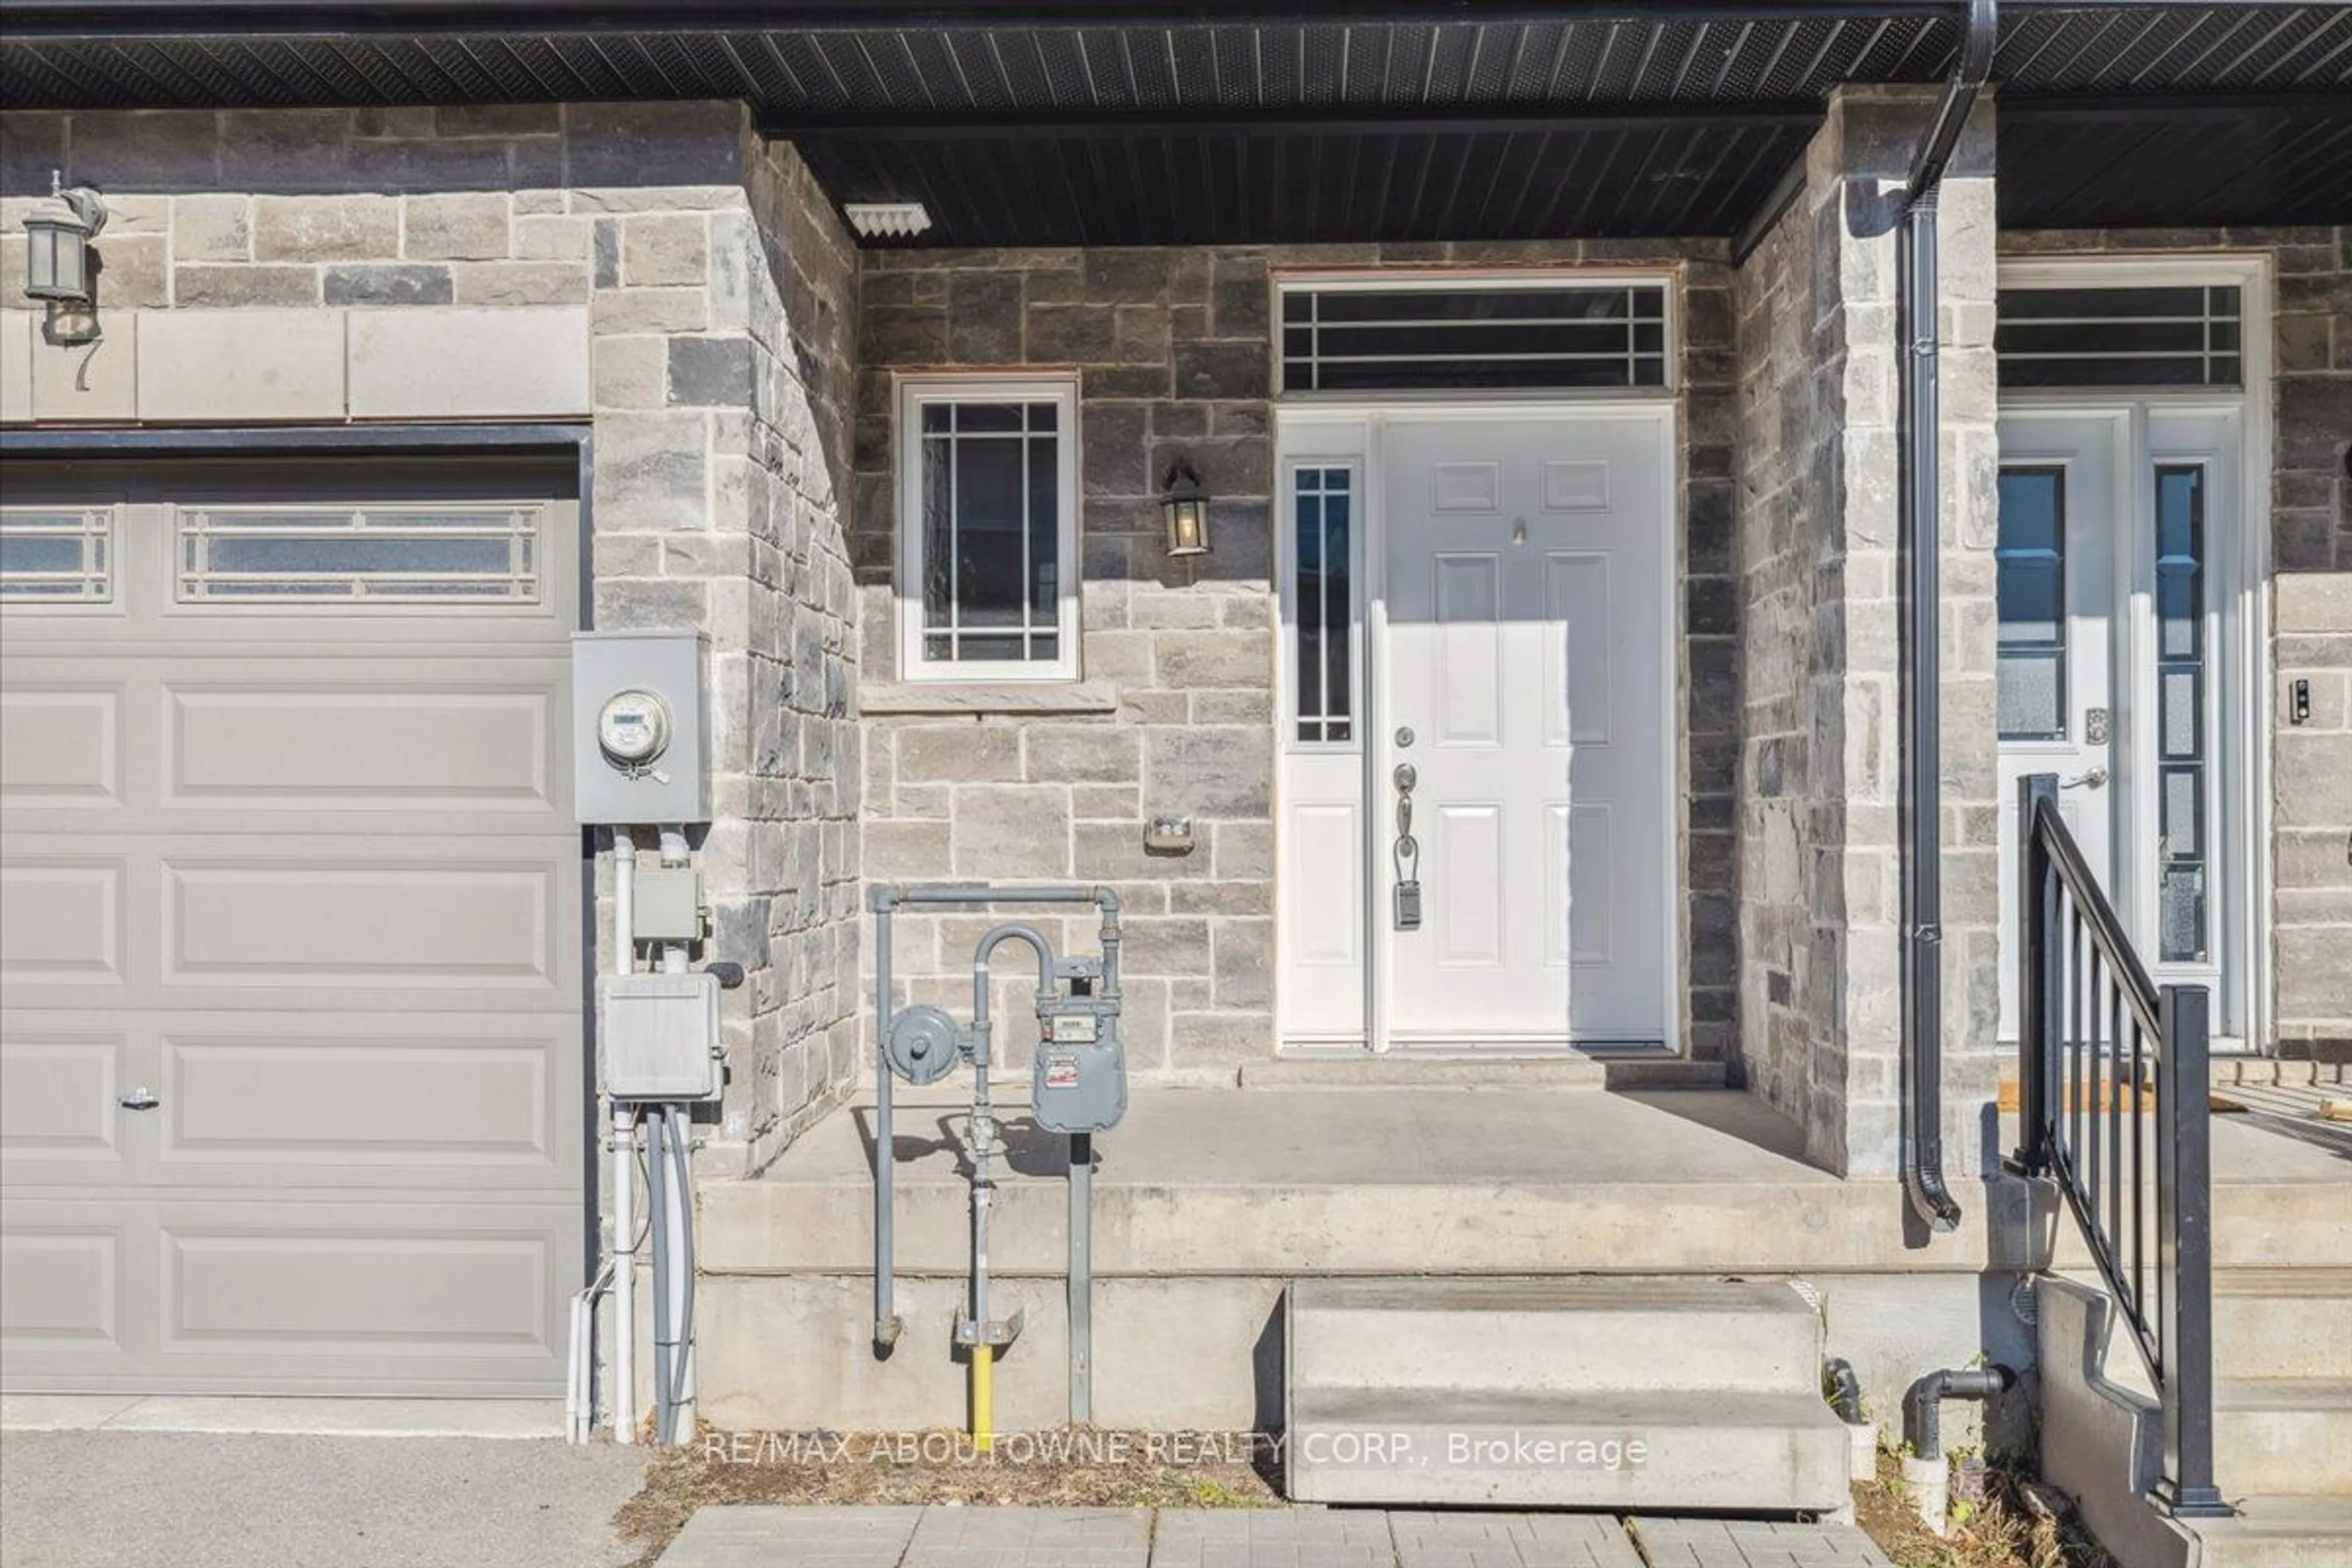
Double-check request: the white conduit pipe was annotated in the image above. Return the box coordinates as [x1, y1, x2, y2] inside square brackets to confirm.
[655, 824, 695, 1441]
[612, 832, 639, 1444]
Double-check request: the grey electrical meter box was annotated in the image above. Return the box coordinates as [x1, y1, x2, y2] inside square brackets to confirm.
[600, 970, 723, 1100]
[573, 630, 710, 824]
[1030, 1000, 1127, 1135]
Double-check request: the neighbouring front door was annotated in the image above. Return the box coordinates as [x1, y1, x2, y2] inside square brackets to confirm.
[1996, 413, 2122, 1040]
[1377, 413, 1670, 1047]
[1996, 404, 2251, 1041]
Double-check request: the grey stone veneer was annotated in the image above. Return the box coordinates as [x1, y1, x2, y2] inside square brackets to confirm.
[849, 239, 1740, 1076]
[0, 102, 865, 1173]
[1732, 88, 2002, 1177]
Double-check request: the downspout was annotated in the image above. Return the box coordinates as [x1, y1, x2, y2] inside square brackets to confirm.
[1896, 0, 1996, 1234]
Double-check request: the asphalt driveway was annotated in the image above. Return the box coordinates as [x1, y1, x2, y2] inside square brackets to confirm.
[0, 1429, 650, 1568]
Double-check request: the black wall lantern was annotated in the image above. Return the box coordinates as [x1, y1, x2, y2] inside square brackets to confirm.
[1161, 457, 1210, 558]
[21, 176, 108, 306]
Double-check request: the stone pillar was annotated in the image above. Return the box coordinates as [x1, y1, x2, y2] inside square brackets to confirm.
[1735, 86, 1999, 1180]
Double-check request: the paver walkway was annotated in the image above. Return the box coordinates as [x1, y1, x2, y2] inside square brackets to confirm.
[655, 1507, 1893, 1568]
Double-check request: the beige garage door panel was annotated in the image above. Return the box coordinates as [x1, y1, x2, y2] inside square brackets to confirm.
[0, 685, 124, 807]
[2, 1009, 578, 1193]
[0, 1030, 128, 1166]
[165, 674, 565, 815]
[0, 1223, 126, 1355]
[0, 835, 580, 1008]
[1, 458, 584, 1398]
[2, 1198, 573, 1395]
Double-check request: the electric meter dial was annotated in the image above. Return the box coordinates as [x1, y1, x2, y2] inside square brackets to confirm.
[597, 689, 673, 767]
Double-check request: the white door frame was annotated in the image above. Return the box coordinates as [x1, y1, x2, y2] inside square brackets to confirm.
[1272, 398, 1683, 1055]
[1996, 252, 2274, 1050]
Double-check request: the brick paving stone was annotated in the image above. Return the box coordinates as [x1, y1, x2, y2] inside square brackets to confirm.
[1625, 1518, 1893, 1568]
[1149, 1507, 1398, 1568]
[1389, 1510, 1642, 1568]
[902, 1507, 1156, 1568]
[657, 1505, 927, 1568]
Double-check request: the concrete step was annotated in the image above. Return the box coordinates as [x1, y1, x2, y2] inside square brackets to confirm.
[2188, 1495, 2352, 1568]
[2216, 1270, 2352, 1382]
[1284, 1384, 1850, 1510]
[2218, 1381, 2352, 1496]
[1286, 1277, 1820, 1396]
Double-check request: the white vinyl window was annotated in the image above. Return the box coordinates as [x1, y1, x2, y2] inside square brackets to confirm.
[0, 507, 113, 602]
[896, 375, 1080, 682]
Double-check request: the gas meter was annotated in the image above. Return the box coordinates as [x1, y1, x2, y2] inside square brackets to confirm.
[572, 631, 710, 824]
[1031, 968, 1127, 1136]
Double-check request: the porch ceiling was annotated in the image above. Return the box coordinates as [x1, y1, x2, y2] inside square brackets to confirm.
[4, 4, 2348, 239]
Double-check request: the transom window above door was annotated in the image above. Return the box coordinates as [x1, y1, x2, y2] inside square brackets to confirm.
[895, 375, 1080, 682]
[1278, 279, 1671, 394]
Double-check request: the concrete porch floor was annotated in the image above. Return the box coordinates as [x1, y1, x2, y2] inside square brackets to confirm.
[709, 1083, 2352, 1280]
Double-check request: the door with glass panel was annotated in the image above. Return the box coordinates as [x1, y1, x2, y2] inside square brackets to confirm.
[1995, 407, 2246, 1039]
[1996, 414, 2121, 1041]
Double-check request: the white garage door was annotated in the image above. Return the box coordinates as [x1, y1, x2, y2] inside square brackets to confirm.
[0, 456, 586, 1396]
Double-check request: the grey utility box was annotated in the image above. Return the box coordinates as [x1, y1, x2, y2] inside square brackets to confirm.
[600, 970, 723, 1101]
[573, 630, 710, 825]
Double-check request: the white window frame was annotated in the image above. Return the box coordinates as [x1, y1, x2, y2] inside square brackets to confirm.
[894, 373, 1082, 684]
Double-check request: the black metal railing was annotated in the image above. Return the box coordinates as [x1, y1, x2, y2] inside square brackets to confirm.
[2011, 773, 2231, 1519]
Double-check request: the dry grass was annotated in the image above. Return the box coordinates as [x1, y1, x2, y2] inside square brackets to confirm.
[614, 1430, 1281, 1567]
[1852, 1451, 2120, 1568]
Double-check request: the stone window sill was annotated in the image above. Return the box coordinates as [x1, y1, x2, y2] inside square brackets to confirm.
[860, 680, 1120, 716]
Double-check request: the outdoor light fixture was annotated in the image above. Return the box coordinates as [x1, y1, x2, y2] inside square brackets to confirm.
[1161, 457, 1210, 558]
[21, 175, 107, 306]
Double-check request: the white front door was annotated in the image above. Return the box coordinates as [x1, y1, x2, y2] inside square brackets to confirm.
[1376, 413, 1670, 1047]
[1996, 413, 2121, 1040]
[1996, 404, 2252, 1039]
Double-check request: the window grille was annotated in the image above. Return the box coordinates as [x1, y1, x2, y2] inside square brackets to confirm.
[1292, 466, 1354, 745]
[899, 377, 1078, 680]
[1997, 286, 2242, 388]
[0, 508, 111, 601]
[177, 504, 541, 603]
[1281, 284, 1670, 393]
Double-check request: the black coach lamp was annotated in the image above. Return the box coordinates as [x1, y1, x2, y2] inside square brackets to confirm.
[1161, 457, 1210, 558]
[21, 176, 108, 306]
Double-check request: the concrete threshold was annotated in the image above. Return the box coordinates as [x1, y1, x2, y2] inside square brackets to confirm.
[0, 1393, 564, 1439]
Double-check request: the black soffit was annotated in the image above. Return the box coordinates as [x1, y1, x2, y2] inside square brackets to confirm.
[3, 6, 2348, 238]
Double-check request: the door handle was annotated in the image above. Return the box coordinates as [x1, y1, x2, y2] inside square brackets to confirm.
[1392, 763, 1422, 930]
[118, 1087, 160, 1111]
[2060, 767, 2108, 791]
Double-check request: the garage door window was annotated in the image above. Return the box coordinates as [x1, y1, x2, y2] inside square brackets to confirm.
[0, 507, 112, 601]
[177, 503, 543, 603]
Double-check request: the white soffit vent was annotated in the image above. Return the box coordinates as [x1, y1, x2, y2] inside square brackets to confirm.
[844, 202, 932, 240]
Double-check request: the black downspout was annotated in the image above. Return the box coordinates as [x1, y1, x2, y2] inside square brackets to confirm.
[1897, 0, 1996, 1234]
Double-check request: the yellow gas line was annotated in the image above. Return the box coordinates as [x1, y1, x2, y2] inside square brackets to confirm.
[971, 1343, 995, 1454]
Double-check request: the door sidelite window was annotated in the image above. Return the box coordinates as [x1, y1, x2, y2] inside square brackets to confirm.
[1996, 467, 2067, 740]
[897, 376, 1079, 681]
[1292, 467, 1354, 744]
[2155, 463, 2211, 964]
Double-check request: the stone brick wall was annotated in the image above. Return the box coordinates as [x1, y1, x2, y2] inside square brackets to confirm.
[1732, 88, 2002, 1177]
[851, 240, 1741, 1076]
[2002, 225, 2352, 1055]
[0, 103, 864, 1172]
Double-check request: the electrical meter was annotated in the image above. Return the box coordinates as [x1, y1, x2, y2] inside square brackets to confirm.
[597, 689, 672, 771]
[572, 631, 710, 824]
